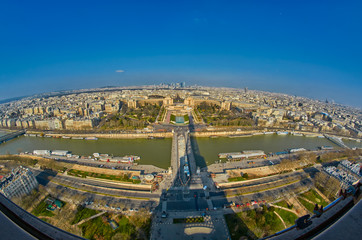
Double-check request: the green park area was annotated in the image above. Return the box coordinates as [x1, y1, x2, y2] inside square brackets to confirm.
[298, 197, 315, 212]
[228, 173, 249, 182]
[225, 205, 298, 240]
[100, 104, 161, 130]
[300, 189, 329, 206]
[71, 206, 100, 224]
[78, 211, 151, 240]
[31, 195, 65, 217]
[297, 189, 329, 213]
[274, 200, 293, 209]
[31, 200, 55, 217]
[274, 208, 298, 227]
[197, 101, 254, 127]
[31, 201, 151, 240]
[67, 169, 141, 184]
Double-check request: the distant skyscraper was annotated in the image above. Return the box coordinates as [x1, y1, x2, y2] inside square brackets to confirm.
[244, 87, 248, 93]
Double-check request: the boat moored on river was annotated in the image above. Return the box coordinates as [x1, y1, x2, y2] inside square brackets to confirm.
[84, 137, 98, 140]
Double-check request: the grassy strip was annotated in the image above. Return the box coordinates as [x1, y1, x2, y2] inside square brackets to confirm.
[67, 169, 141, 184]
[71, 206, 99, 225]
[51, 180, 150, 200]
[173, 217, 204, 224]
[274, 208, 298, 227]
[228, 176, 247, 182]
[225, 206, 284, 240]
[274, 200, 293, 209]
[31, 199, 55, 217]
[80, 213, 136, 240]
[226, 179, 300, 197]
[300, 189, 329, 206]
[0, 155, 38, 166]
[297, 197, 315, 212]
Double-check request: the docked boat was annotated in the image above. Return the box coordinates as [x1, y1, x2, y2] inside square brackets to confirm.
[62, 136, 71, 139]
[252, 132, 264, 136]
[209, 135, 219, 138]
[305, 134, 318, 137]
[122, 155, 140, 161]
[102, 155, 141, 163]
[263, 132, 275, 135]
[320, 146, 333, 150]
[85, 137, 98, 140]
[289, 148, 306, 153]
[277, 131, 289, 135]
[292, 132, 304, 136]
[228, 134, 252, 138]
[72, 137, 84, 140]
[218, 152, 241, 158]
[148, 136, 165, 139]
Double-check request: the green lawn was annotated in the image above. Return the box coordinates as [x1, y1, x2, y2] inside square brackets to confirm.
[274, 200, 293, 209]
[228, 176, 247, 182]
[274, 208, 298, 227]
[300, 189, 329, 206]
[80, 214, 136, 240]
[71, 206, 99, 225]
[31, 200, 55, 217]
[225, 206, 284, 240]
[298, 197, 315, 212]
[67, 169, 141, 184]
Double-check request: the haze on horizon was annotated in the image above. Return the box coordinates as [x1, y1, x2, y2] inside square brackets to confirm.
[0, 1, 361, 108]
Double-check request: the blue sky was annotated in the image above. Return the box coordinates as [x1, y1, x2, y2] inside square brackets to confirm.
[0, 1, 361, 107]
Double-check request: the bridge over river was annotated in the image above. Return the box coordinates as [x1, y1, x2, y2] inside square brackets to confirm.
[0, 129, 26, 144]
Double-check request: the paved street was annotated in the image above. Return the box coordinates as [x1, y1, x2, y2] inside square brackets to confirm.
[151, 121, 230, 239]
[151, 211, 230, 240]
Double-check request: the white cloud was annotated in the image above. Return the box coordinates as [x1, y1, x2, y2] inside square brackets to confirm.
[115, 70, 124, 73]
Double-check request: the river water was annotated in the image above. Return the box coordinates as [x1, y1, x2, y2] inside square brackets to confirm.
[0, 130, 361, 169]
[0, 136, 172, 169]
[191, 134, 362, 167]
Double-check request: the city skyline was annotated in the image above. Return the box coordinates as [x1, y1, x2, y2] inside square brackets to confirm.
[1, 1, 361, 108]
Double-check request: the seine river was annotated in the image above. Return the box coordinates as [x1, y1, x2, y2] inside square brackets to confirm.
[192, 134, 362, 167]
[0, 130, 361, 169]
[0, 133, 172, 169]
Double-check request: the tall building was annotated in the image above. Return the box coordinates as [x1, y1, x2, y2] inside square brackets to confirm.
[0, 166, 38, 199]
[163, 97, 174, 106]
[127, 99, 137, 109]
[221, 101, 231, 111]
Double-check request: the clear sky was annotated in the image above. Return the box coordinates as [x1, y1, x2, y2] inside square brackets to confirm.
[1, 1, 361, 108]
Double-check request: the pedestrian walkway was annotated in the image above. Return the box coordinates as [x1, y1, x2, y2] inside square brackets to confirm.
[274, 211, 287, 229]
[73, 211, 106, 226]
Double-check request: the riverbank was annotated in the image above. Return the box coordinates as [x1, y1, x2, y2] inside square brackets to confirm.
[26, 131, 173, 139]
[2, 127, 361, 141]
